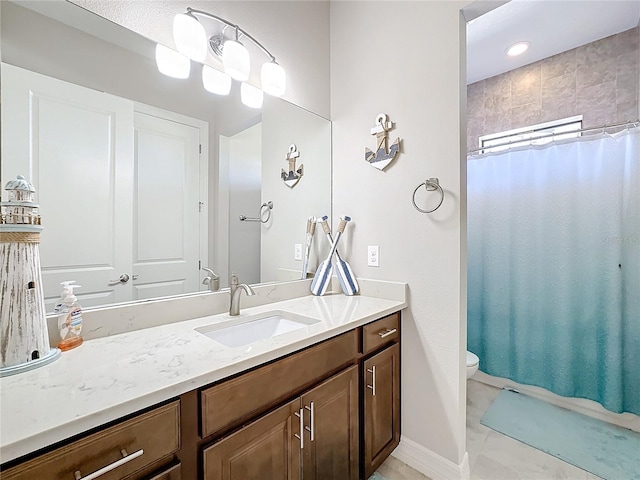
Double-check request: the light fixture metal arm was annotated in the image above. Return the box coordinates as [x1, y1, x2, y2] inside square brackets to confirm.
[186, 7, 277, 62]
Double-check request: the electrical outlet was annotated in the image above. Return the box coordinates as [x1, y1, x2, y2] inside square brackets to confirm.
[368, 246, 379, 267]
[294, 244, 303, 261]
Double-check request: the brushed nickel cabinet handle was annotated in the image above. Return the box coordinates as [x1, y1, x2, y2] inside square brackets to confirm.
[73, 448, 143, 480]
[378, 328, 397, 339]
[367, 366, 376, 396]
[294, 408, 305, 449]
[304, 401, 315, 441]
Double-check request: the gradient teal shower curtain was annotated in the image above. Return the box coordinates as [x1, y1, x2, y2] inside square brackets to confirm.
[467, 127, 640, 415]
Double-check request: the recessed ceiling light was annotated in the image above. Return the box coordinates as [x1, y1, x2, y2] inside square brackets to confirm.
[506, 42, 530, 57]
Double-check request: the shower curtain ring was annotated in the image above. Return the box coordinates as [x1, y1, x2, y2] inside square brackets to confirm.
[412, 177, 444, 213]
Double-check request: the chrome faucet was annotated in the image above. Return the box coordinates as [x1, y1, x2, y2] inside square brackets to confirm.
[202, 267, 220, 292]
[229, 274, 256, 316]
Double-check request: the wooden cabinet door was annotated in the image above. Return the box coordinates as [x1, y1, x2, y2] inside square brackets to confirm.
[363, 343, 400, 479]
[202, 399, 301, 480]
[301, 365, 359, 480]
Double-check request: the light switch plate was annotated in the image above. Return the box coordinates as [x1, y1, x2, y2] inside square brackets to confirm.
[368, 246, 379, 267]
[294, 244, 303, 261]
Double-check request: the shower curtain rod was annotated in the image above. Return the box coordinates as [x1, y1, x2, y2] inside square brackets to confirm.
[467, 118, 640, 156]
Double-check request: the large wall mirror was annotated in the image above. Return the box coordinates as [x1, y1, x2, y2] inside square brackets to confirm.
[1, 0, 331, 312]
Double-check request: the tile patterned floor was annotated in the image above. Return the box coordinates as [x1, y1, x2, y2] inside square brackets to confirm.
[466, 380, 603, 480]
[377, 455, 432, 480]
[379, 379, 605, 480]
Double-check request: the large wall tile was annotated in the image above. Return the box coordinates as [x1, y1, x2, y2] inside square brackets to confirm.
[540, 50, 577, 81]
[617, 101, 638, 122]
[616, 26, 640, 56]
[576, 59, 616, 90]
[510, 103, 542, 128]
[511, 64, 541, 108]
[616, 51, 639, 106]
[484, 93, 511, 117]
[577, 80, 617, 113]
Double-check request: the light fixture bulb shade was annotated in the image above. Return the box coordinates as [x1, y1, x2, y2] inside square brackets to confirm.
[202, 65, 232, 95]
[173, 13, 207, 62]
[223, 40, 250, 81]
[155, 44, 190, 79]
[261, 61, 286, 97]
[240, 82, 264, 109]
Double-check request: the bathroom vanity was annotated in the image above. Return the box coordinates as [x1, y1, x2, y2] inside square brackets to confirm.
[0, 281, 405, 480]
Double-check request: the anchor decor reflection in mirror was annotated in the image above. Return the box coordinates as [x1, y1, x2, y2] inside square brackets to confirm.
[281, 143, 304, 188]
[365, 113, 401, 171]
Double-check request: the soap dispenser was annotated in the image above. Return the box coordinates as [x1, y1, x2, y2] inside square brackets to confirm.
[57, 284, 84, 351]
[54, 281, 76, 314]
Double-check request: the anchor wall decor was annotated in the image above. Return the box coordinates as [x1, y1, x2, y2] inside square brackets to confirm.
[365, 113, 401, 171]
[281, 144, 304, 188]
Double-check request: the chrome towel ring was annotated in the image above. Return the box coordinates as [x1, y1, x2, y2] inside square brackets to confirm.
[240, 201, 273, 223]
[412, 178, 444, 213]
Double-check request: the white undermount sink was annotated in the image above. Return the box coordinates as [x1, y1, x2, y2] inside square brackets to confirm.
[195, 310, 320, 348]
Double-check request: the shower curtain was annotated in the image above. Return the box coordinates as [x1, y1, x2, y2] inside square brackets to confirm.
[467, 127, 640, 416]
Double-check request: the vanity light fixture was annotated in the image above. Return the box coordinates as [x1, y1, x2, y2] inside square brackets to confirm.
[155, 44, 190, 79]
[241, 82, 264, 109]
[202, 65, 232, 95]
[157, 7, 287, 109]
[173, 13, 208, 62]
[506, 41, 530, 57]
[222, 32, 250, 81]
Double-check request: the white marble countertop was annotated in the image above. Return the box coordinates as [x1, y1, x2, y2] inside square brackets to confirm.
[0, 280, 406, 464]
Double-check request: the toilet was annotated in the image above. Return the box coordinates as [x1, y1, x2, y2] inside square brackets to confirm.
[466, 351, 479, 379]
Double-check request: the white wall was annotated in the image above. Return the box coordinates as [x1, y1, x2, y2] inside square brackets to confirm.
[330, 1, 469, 477]
[71, 0, 331, 119]
[227, 123, 263, 285]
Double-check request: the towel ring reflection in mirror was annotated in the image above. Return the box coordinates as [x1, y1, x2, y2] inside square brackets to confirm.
[412, 178, 444, 213]
[240, 201, 273, 223]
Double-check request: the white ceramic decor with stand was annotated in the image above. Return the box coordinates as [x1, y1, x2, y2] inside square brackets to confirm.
[0, 176, 60, 376]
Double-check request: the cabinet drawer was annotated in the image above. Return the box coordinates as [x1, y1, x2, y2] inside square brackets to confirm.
[147, 462, 181, 480]
[201, 330, 358, 438]
[2, 401, 180, 480]
[362, 312, 400, 355]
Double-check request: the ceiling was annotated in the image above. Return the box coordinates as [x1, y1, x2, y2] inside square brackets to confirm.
[466, 0, 640, 85]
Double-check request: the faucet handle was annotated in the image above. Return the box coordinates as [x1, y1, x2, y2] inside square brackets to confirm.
[202, 266, 219, 278]
[230, 273, 238, 286]
[202, 266, 220, 291]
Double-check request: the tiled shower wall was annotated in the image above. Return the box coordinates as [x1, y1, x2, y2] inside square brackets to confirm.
[467, 26, 639, 152]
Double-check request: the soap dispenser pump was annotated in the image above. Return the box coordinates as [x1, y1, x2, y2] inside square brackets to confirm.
[54, 281, 76, 314]
[57, 284, 84, 351]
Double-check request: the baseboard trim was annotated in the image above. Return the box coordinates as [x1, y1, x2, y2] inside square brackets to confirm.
[473, 371, 640, 433]
[391, 436, 470, 480]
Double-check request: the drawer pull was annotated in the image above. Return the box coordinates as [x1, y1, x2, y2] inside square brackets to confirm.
[73, 448, 143, 480]
[304, 401, 315, 441]
[294, 408, 305, 449]
[378, 328, 397, 339]
[367, 366, 376, 396]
